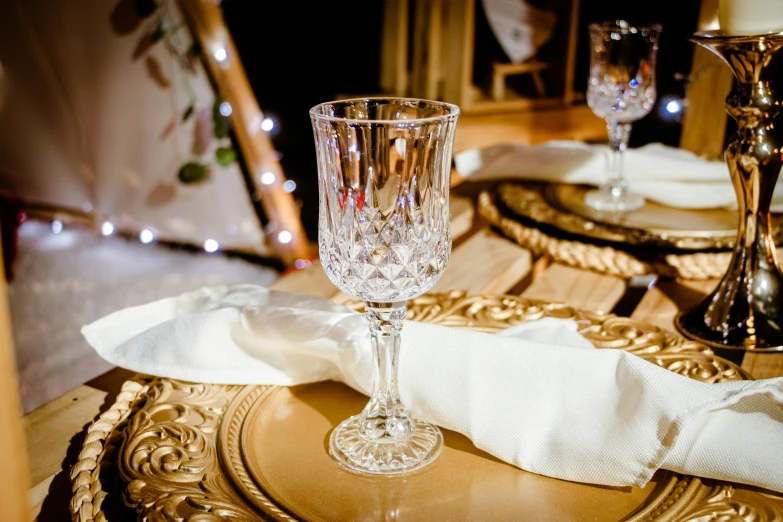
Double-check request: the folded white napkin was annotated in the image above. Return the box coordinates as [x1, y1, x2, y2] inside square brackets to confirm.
[455, 141, 783, 211]
[82, 284, 783, 492]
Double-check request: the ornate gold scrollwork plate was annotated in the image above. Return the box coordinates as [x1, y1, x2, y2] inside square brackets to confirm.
[496, 182, 783, 251]
[74, 292, 783, 521]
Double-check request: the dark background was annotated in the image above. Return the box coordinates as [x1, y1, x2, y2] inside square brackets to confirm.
[222, 0, 703, 241]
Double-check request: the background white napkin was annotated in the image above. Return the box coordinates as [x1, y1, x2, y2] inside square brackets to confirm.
[455, 141, 783, 211]
[82, 284, 783, 493]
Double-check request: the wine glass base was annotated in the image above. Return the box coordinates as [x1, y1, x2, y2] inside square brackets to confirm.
[584, 189, 645, 212]
[329, 414, 444, 475]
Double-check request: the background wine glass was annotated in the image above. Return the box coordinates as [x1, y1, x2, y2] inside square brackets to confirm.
[310, 98, 459, 474]
[586, 21, 661, 212]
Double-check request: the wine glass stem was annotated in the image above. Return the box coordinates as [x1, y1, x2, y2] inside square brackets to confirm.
[361, 301, 410, 441]
[606, 120, 632, 197]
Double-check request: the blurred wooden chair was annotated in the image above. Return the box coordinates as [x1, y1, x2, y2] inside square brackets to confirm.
[382, 0, 582, 114]
[491, 60, 550, 101]
[378, 0, 606, 153]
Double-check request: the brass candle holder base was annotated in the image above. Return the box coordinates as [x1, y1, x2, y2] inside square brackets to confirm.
[675, 31, 783, 353]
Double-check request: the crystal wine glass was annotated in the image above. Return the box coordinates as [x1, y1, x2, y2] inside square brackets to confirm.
[310, 98, 459, 474]
[585, 20, 661, 212]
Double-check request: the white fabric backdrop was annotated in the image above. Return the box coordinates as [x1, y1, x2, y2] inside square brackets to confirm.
[0, 0, 266, 252]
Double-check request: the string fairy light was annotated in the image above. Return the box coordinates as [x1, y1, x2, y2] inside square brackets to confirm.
[294, 259, 311, 269]
[283, 180, 296, 193]
[657, 95, 685, 122]
[260, 117, 275, 132]
[140, 229, 155, 244]
[213, 47, 227, 63]
[277, 230, 292, 244]
[101, 222, 115, 236]
[203, 238, 219, 253]
[260, 171, 276, 185]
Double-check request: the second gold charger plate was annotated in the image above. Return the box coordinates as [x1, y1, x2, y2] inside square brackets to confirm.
[498, 182, 783, 251]
[71, 292, 783, 521]
[478, 183, 783, 280]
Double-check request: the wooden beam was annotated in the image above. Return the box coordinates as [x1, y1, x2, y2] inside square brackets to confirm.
[379, 0, 410, 96]
[442, 0, 475, 107]
[0, 240, 30, 522]
[410, 0, 428, 97]
[425, 0, 444, 100]
[562, 0, 581, 105]
[432, 230, 532, 295]
[521, 263, 626, 313]
[178, 0, 311, 266]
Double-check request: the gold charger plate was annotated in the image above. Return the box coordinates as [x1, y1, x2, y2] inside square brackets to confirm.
[496, 183, 783, 251]
[71, 292, 783, 521]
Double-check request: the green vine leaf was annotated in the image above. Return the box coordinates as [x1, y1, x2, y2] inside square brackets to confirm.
[213, 117, 228, 139]
[150, 21, 167, 43]
[185, 41, 201, 72]
[178, 162, 209, 184]
[182, 104, 195, 122]
[213, 95, 229, 138]
[215, 147, 236, 167]
[133, 0, 158, 18]
[188, 41, 202, 57]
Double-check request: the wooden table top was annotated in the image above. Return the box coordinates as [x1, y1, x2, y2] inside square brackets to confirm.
[25, 184, 783, 521]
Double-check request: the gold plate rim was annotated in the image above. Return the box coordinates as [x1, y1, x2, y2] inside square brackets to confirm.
[70, 291, 782, 522]
[495, 182, 783, 252]
[546, 184, 737, 240]
[227, 385, 702, 522]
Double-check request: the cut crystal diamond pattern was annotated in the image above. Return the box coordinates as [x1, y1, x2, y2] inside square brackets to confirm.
[321, 195, 451, 302]
[329, 414, 443, 475]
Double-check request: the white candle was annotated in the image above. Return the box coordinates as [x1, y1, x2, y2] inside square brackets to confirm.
[719, 0, 783, 34]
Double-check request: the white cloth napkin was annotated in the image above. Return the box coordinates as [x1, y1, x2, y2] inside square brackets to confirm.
[81, 284, 783, 493]
[455, 141, 783, 211]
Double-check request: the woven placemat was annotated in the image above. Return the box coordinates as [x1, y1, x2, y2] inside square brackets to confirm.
[478, 190, 744, 280]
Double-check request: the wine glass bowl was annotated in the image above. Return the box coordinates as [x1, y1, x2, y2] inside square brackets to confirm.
[585, 21, 661, 212]
[311, 98, 459, 474]
[313, 99, 456, 303]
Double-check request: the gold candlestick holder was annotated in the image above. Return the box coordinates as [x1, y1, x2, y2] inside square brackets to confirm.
[675, 30, 783, 352]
